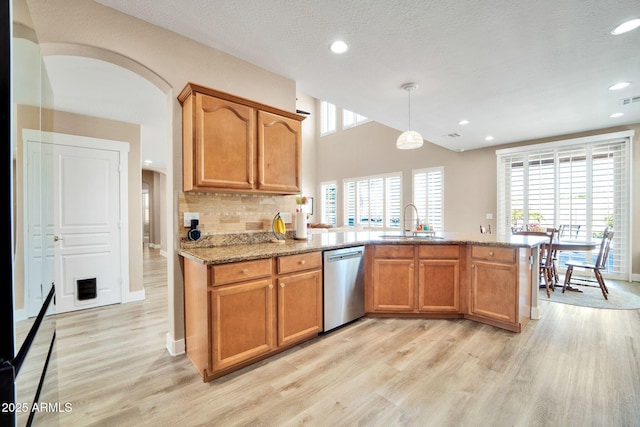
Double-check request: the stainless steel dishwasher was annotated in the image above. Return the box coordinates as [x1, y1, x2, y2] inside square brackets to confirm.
[323, 246, 365, 332]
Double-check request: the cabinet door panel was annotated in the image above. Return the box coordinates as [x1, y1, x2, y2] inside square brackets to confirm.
[196, 93, 255, 189]
[372, 259, 415, 311]
[257, 111, 301, 193]
[210, 279, 275, 371]
[418, 260, 460, 312]
[277, 270, 322, 347]
[470, 261, 517, 323]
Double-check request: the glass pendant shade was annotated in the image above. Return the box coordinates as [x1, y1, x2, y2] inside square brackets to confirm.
[396, 130, 424, 149]
[397, 83, 423, 149]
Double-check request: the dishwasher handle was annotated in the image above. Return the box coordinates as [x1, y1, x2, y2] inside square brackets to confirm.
[326, 249, 364, 262]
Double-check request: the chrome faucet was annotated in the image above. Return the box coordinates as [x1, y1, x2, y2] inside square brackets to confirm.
[403, 203, 420, 236]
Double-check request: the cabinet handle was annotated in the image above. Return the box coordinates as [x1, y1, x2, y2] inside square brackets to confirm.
[489, 251, 494, 257]
[280, 283, 285, 288]
[269, 284, 273, 289]
[242, 269, 249, 274]
[299, 260, 306, 265]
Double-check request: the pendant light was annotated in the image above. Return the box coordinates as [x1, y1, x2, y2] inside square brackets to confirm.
[396, 83, 423, 149]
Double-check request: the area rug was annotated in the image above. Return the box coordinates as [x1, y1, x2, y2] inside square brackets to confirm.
[539, 283, 640, 309]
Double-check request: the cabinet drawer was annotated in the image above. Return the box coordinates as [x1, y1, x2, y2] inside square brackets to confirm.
[374, 245, 414, 259]
[210, 258, 272, 285]
[278, 252, 322, 274]
[471, 246, 515, 263]
[419, 245, 459, 259]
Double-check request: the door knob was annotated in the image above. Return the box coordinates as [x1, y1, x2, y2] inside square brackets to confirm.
[53, 235, 64, 242]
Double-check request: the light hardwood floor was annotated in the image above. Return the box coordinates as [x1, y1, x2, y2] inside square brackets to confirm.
[53, 246, 640, 427]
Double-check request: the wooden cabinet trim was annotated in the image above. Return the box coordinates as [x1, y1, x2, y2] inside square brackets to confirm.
[179, 82, 306, 121]
[277, 252, 322, 274]
[210, 258, 273, 286]
[471, 246, 515, 263]
[419, 244, 460, 259]
[374, 244, 414, 259]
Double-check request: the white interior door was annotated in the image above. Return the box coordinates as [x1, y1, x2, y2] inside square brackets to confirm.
[24, 130, 127, 315]
[24, 140, 55, 317]
[53, 143, 122, 313]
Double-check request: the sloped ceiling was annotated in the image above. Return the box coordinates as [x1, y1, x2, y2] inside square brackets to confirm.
[46, 0, 640, 166]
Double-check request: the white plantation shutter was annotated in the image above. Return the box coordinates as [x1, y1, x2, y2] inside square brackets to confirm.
[320, 101, 336, 135]
[320, 182, 337, 225]
[344, 181, 356, 226]
[386, 175, 401, 228]
[412, 167, 444, 231]
[343, 173, 402, 229]
[497, 131, 632, 279]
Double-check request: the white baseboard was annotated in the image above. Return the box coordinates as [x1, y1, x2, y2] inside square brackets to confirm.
[631, 273, 640, 282]
[159, 249, 168, 258]
[530, 306, 540, 320]
[149, 243, 161, 249]
[166, 333, 185, 356]
[122, 289, 145, 303]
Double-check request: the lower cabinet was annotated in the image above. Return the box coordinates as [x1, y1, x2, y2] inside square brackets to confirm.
[210, 278, 276, 372]
[183, 251, 322, 382]
[277, 269, 322, 347]
[418, 245, 461, 313]
[371, 245, 415, 312]
[468, 245, 523, 332]
[369, 244, 461, 315]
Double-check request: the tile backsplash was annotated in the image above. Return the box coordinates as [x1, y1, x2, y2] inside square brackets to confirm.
[178, 192, 298, 243]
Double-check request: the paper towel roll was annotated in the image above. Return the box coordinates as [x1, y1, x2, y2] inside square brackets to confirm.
[295, 211, 308, 239]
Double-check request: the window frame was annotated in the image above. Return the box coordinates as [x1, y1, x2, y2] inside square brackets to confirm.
[411, 167, 444, 231]
[320, 101, 337, 136]
[342, 172, 402, 229]
[496, 130, 633, 280]
[319, 181, 337, 226]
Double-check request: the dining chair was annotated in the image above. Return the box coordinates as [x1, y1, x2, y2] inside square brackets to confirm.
[513, 229, 556, 297]
[480, 224, 492, 234]
[559, 224, 581, 239]
[562, 227, 614, 300]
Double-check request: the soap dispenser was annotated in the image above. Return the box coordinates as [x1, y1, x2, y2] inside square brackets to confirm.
[187, 219, 201, 241]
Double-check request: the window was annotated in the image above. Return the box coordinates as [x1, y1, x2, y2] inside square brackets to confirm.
[342, 109, 368, 129]
[497, 131, 633, 279]
[320, 101, 336, 135]
[343, 173, 402, 228]
[320, 181, 337, 225]
[412, 167, 444, 231]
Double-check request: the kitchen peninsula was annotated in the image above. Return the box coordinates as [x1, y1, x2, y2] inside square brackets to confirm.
[179, 231, 547, 381]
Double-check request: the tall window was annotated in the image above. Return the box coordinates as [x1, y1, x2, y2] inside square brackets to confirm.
[320, 181, 337, 225]
[412, 167, 444, 231]
[320, 101, 336, 135]
[343, 173, 402, 228]
[342, 109, 368, 129]
[497, 131, 632, 279]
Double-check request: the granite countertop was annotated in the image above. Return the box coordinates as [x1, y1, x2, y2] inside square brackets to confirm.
[179, 231, 548, 265]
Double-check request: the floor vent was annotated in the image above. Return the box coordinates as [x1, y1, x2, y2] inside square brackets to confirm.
[620, 95, 640, 105]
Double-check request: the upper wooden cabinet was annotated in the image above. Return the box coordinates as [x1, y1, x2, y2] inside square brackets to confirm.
[179, 83, 305, 194]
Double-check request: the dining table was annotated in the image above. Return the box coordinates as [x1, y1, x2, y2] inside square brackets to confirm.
[551, 239, 599, 292]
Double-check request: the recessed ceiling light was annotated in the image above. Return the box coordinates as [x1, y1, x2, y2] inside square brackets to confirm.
[330, 40, 348, 54]
[458, 120, 470, 125]
[610, 18, 640, 35]
[609, 112, 624, 118]
[144, 160, 153, 165]
[609, 82, 631, 90]
[485, 136, 494, 141]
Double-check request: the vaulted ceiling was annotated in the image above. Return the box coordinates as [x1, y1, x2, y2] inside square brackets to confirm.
[44, 0, 640, 169]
